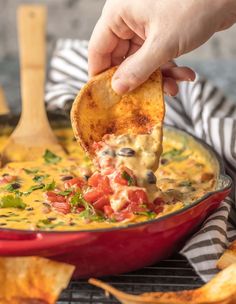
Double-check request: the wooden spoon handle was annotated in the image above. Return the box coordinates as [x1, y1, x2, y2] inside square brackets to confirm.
[17, 5, 48, 127]
[0, 86, 10, 115]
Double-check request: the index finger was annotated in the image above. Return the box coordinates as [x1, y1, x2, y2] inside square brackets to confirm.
[88, 18, 119, 77]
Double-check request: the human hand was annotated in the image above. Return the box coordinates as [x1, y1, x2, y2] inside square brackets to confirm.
[88, 0, 236, 95]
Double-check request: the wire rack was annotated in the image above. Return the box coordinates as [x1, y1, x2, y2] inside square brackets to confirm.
[58, 254, 203, 304]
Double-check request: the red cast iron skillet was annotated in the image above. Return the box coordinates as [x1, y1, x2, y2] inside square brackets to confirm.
[0, 113, 232, 278]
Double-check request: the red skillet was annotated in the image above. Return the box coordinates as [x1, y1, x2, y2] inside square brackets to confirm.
[0, 119, 232, 278]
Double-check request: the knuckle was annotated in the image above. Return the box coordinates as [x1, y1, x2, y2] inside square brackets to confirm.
[126, 71, 144, 86]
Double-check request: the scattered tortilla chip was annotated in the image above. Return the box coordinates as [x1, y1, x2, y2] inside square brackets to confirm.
[71, 67, 164, 155]
[217, 240, 236, 270]
[0, 256, 75, 304]
[89, 263, 236, 304]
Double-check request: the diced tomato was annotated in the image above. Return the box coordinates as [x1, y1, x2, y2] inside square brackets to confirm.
[128, 189, 148, 204]
[45, 191, 57, 197]
[100, 176, 113, 194]
[128, 201, 147, 213]
[88, 173, 103, 187]
[0, 175, 17, 185]
[102, 168, 115, 175]
[76, 207, 85, 213]
[154, 205, 164, 214]
[84, 189, 103, 203]
[114, 210, 133, 222]
[153, 197, 165, 214]
[64, 177, 85, 189]
[45, 192, 66, 203]
[51, 201, 70, 214]
[114, 167, 136, 186]
[153, 197, 165, 205]
[88, 173, 113, 195]
[104, 205, 114, 217]
[93, 196, 110, 211]
[114, 171, 128, 186]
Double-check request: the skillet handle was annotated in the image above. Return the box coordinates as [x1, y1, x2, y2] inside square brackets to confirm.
[0, 232, 92, 256]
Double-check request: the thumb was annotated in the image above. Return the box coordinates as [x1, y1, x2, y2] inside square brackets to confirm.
[112, 37, 171, 94]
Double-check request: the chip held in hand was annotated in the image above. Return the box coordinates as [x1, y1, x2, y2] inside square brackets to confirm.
[71, 66, 165, 156]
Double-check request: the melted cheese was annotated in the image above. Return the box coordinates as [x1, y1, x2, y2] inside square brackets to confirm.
[0, 127, 217, 231]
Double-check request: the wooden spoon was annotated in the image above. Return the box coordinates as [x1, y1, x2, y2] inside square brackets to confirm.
[0, 86, 10, 115]
[1, 5, 64, 165]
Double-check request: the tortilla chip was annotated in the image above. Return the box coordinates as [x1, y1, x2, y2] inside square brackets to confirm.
[89, 263, 236, 304]
[0, 256, 75, 304]
[71, 67, 164, 155]
[217, 240, 236, 270]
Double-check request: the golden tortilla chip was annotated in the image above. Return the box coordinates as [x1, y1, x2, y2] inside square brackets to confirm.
[0, 256, 75, 304]
[71, 67, 164, 155]
[217, 240, 236, 270]
[89, 263, 236, 304]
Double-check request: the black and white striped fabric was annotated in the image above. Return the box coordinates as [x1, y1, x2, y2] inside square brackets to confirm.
[45, 39, 236, 283]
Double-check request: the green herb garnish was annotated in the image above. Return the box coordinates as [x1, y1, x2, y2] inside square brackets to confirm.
[70, 192, 104, 220]
[121, 171, 135, 186]
[135, 211, 156, 219]
[162, 148, 184, 158]
[33, 174, 49, 183]
[24, 180, 56, 195]
[0, 195, 26, 209]
[43, 180, 56, 191]
[161, 145, 189, 163]
[23, 168, 39, 174]
[43, 149, 62, 164]
[36, 219, 64, 229]
[25, 184, 45, 195]
[173, 155, 189, 162]
[58, 189, 73, 196]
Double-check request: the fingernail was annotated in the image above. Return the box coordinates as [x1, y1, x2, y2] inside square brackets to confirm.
[112, 78, 130, 95]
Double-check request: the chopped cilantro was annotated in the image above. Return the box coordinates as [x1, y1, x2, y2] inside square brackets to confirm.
[58, 189, 73, 196]
[25, 184, 45, 195]
[161, 147, 189, 164]
[0, 195, 26, 209]
[36, 219, 64, 229]
[121, 171, 135, 186]
[70, 192, 104, 221]
[23, 168, 39, 174]
[87, 213, 105, 222]
[43, 149, 62, 164]
[174, 155, 189, 162]
[38, 218, 52, 225]
[33, 174, 49, 183]
[70, 192, 89, 207]
[135, 211, 156, 219]
[162, 148, 184, 158]
[24, 180, 56, 195]
[43, 180, 56, 191]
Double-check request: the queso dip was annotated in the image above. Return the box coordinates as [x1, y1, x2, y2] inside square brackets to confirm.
[0, 127, 217, 231]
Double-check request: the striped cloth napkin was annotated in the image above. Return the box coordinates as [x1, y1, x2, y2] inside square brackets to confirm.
[45, 39, 236, 283]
